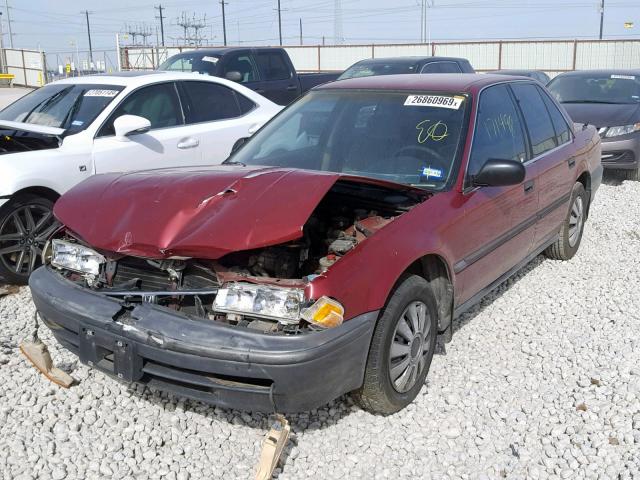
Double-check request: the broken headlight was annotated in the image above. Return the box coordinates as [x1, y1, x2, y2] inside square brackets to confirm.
[213, 283, 304, 324]
[50, 239, 105, 276]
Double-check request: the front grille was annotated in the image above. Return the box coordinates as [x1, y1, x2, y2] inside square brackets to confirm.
[601, 150, 635, 165]
[112, 259, 173, 290]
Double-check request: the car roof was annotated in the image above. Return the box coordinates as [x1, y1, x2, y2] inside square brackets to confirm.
[350, 56, 468, 65]
[494, 69, 545, 74]
[318, 73, 530, 93]
[49, 71, 229, 87]
[554, 69, 640, 78]
[165, 47, 276, 56]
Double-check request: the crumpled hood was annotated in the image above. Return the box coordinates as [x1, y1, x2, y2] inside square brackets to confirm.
[54, 165, 408, 259]
[561, 102, 640, 129]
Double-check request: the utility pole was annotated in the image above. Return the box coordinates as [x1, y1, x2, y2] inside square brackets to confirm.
[4, 0, 13, 48]
[420, 0, 424, 43]
[599, 0, 605, 40]
[277, 0, 282, 45]
[299, 18, 302, 45]
[84, 10, 93, 65]
[220, 1, 228, 46]
[0, 12, 4, 73]
[155, 5, 165, 46]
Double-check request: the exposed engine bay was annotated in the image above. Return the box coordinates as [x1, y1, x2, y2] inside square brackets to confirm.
[0, 129, 60, 154]
[50, 180, 425, 333]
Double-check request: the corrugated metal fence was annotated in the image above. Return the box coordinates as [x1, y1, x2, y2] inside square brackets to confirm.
[2, 48, 47, 87]
[120, 39, 640, 77]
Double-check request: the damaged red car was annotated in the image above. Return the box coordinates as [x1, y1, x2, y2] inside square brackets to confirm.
[29, 74, 602, 414]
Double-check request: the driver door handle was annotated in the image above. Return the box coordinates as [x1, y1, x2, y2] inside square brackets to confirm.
[524, 180, 535, 193]
[177, 137, 199, 149]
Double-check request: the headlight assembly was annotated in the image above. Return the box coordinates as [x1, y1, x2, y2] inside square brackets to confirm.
[213, 282, 305, 324]
[604, 123, 640, 138]
[50, 239, 105, 276]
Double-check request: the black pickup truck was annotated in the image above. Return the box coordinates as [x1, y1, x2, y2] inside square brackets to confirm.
[159, 47, 340, 105]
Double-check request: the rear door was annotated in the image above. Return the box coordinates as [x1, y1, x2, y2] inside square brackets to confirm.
[454, 83, 539, 304]
[253, 50, 299, 105]
[177, 80, 261, 163]
[510, 82, 575, 248]
[92, 82, 200, 173]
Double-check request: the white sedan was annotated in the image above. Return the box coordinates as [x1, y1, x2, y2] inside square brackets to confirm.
[0, 71, 282, 283]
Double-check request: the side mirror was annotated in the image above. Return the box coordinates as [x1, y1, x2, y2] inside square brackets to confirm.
[114, 115, 151, 141]
[472, 159, 526, 187]
[225, 71, 243, 82]
[231, 137, 249, 154]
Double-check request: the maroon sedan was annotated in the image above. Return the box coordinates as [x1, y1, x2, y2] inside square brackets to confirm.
[30, 74, 602, 414]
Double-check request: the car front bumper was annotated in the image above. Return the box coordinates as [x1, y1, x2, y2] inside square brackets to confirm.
[29, 267, 377, 413]
[600, 134, 640, 170]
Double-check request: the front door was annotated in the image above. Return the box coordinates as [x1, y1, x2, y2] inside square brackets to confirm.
[92, 82, 200, 173]
[452, 84, 539, 305]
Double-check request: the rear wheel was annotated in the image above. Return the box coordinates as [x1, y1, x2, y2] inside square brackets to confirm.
[353, 275, 438, 414]
[545, 182, 587, 261]
[0, 194, 58, 284]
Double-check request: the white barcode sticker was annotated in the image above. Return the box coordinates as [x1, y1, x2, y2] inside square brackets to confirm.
[404, 94, 464, 109]
[84, 89, 119, 97]
[611, 74, 635, 80]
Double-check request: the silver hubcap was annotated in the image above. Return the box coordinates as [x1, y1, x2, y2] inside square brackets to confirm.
[568, 196, 584, 248]
[388, 301, 432, 393]
[0, 204, 58, 277]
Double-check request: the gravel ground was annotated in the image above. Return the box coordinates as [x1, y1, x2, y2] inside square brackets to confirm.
[1, 178, 639, 480]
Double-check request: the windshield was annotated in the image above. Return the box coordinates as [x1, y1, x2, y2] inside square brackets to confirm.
[548, 73, 640, 104]
[159, 53, 221, 75]
[0, 83, 123, 133]
[338, 62, 418, 80]
[228, 90, 469, 190]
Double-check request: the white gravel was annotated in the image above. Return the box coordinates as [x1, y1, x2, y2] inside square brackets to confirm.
[1, 177, 639, 479]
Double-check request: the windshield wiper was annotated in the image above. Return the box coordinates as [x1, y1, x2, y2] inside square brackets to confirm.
[224, 160, 246, 166]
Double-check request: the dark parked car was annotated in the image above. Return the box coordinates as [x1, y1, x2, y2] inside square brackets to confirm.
[31, 74, 601, 414]
[338, 56, 474, 80]
[547, 70, 640, 180]
[493, 69, 550, 84]
[159, 47, 340, 105]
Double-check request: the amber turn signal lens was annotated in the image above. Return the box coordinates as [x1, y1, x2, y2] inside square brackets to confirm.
[301, 296, 344, 328]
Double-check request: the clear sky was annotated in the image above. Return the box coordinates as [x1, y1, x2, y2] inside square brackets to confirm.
[4, 0, 639, 67]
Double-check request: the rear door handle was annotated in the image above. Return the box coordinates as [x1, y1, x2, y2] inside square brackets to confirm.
[286, 85, 297, 91]
[568, 157, 576, 168]
[177, 137, 199, 149]
[248, 123, 260, 135]
[524, 180, 535, 193]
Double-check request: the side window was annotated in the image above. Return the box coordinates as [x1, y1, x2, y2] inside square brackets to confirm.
[421, 62, 462, 74]
[180, 82, 242, 123]
[468, 84, 528, 179]
[236, 92, 256, 114]
[222, 53, 258, 83]
[255, 52, 291, 81]
[538, 86, 571, 145]
[510, 83, 558, 157]
[98, 83, 182, 137]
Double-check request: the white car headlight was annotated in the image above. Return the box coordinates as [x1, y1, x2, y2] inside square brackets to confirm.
[50, 239, 105, 276]
[604, 123, 640, 138]
[213, 282, 304, 324]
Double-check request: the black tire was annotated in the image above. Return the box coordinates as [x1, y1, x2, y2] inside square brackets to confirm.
[623, 168, 640, 181]
[0, 194, 58, 284]
[353, 275, 438, 415]
[545, 182, 587, 261]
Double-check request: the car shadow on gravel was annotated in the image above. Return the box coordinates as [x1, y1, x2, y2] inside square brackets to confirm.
[601, 170, 626, 186]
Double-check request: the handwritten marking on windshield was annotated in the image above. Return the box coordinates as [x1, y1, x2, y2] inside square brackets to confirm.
[416, 119, 449, 143]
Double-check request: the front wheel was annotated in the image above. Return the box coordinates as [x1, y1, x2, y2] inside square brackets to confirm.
[545, 182, 587, 261]
[0, 194, 58, 284]
[353, 275, 438, 414]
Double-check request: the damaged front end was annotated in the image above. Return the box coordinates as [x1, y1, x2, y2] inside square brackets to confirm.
[45, 178, 424, 334]
[30, 169, 427, 411]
